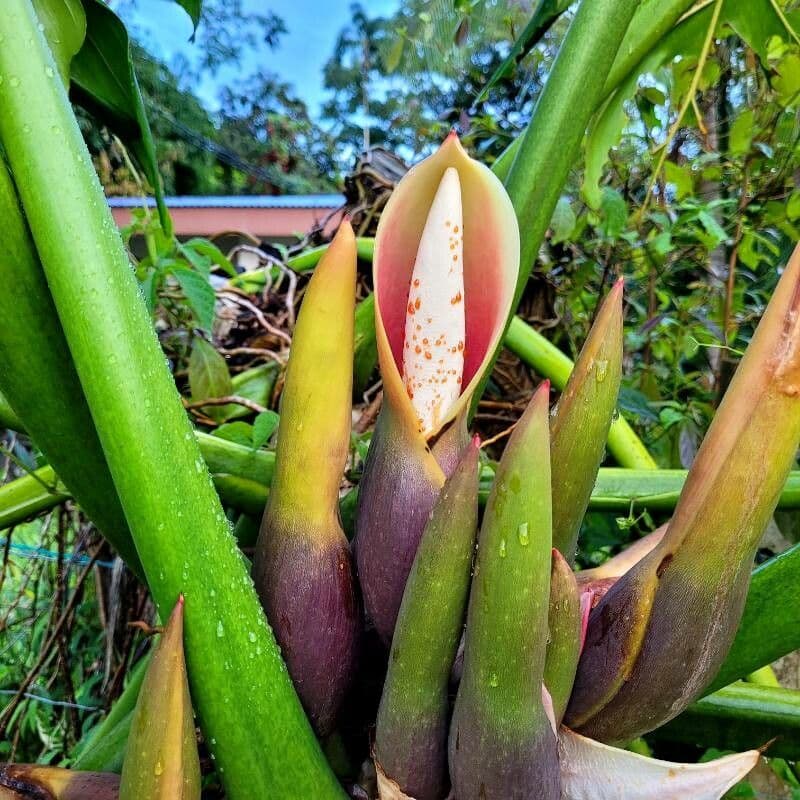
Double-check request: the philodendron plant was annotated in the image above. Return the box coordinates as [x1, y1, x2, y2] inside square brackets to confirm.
[245, 137, 772, 799]
[3, 131, 797, 800]
[4, 0, 800, 797]
[354, 137, 800, 799]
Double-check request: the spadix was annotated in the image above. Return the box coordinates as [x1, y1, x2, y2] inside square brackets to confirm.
[402, 167, 465, 435]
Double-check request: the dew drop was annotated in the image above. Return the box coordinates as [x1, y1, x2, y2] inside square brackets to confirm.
[499, 538, 507, 559]
[216, 620, 225, 638]
[489, 672, 499, 688]
[154, 761, 163, 776]
[595, 359, 609, 383]
[517, 522, 529, 546]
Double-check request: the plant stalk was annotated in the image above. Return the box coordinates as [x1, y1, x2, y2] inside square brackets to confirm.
[0, 4, 343, 796]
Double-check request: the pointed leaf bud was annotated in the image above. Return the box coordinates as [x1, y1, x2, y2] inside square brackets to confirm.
[544, 550, 584, 724]
[551, 279, 623, 560]
[0, 765, 119, 800]
[567, 243, 800, 742]
[120, 597, 201, 800]
[253, 221, 360, 736]
[449, 383, 561, 799]
[375, 440, 479, 800]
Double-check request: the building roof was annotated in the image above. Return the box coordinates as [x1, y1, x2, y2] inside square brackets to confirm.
[108, 194, 344, 240]
[107, 194, 343, 210]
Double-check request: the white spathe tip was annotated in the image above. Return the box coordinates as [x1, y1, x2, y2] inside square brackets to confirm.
[402, 167, 465, 436]
[559, 726, 758, 800]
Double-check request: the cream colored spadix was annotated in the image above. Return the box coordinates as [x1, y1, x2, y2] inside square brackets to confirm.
[402, 166, 465, 435]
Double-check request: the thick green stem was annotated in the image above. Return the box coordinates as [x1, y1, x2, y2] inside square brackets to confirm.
[503, 0, 641, 292]
[7, 452, 800, 533]
[0, 4, 342, 797]
[449, 384, 560, 799]
[602, 0, 697, 94]
[468, 0, 644, 442]
[229, 237, 375, 292]
[655, 682, 800, 761]
[505, 317, 658, 469]
[0, 465, 69, 529]
[489, 0, 697, 184]
[235, 242, 656, 470]
[708, 541, 800, 693]
[0, 157, 143, 574]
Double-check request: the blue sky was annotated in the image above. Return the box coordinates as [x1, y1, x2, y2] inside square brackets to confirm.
[121, 0, 399, 119]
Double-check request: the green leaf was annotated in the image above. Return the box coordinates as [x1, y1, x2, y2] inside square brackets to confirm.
[383, 36, 404, 73]
[618, 387, 659, 422]
[788, 192, 800, 222]
[729, 107, 755, 156]
[772, 53, 800, 107]
[224, 363, 278, 421]
[213, 421, 254, 448]
[723, 0, 798, 62]
[177, 243, 211, 279]
[698, 210, 729, 247]
[70, 0, 171, 235]
[649, 230, 673, 258]
[188, 337, 233, 422]
[658, 406, 685, 430]
[550, 197, 576, 244]
[183, 238, 236, 278]
[663, 161, 693, 200]
[474, 0, 573, 104]
[32, 0, 86, 86]
[172, 265, 216, 331]
[172, 0, 201, 30]
[252, 411, 280, 449]
[600, 187, 627, 239]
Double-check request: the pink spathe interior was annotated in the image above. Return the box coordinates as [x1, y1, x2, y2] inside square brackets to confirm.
[377, 167, 505, 390]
